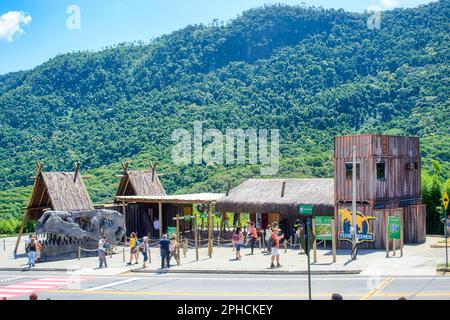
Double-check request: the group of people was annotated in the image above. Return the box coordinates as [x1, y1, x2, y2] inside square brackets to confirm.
[25, 234, 42, 268]
[121, 232, 180, 270]
[231, 221, 286, 268]
[230, 219, 312, 268]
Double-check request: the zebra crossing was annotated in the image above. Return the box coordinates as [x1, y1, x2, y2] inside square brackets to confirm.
[0, 276, 90, 299]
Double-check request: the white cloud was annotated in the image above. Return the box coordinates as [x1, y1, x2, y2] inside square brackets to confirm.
[0, 11, 32, 42]
[380, 0, 401, 9]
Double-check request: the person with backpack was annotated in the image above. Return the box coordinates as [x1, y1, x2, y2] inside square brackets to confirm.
[139, 236, 150, 268]
[247, 222, 258, 255]
[159, 234, 170, 269]
[232, 227, 244, 260]
[97, 235, 108, 269]
[127, 232, 139, 265]
[169, 234, 180, 266]
[269, 227, 284, 268]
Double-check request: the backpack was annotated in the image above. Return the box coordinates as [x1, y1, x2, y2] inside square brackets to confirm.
[268, 235, 276, 248]
[134, 239, 140, 248]
[232, 233, 240, 243]
[265, 230, 272, 242]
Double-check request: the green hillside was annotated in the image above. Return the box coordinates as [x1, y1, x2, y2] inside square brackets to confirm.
[0, 1, 449, 233]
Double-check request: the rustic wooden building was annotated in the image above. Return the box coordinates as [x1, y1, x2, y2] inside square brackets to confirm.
[334, 134, 426, 249]
[14, 163, 94, 253]
[215, 178, 334, 237]
[112, 164, 167, 238]
[114, 193, 224, 239]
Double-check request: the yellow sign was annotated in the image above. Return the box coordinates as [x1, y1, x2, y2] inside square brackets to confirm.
[443, 191, 449, 210]
[338, 208, 376, 243]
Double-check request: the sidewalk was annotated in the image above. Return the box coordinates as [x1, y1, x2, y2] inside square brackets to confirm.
[0, 236, 446, 276]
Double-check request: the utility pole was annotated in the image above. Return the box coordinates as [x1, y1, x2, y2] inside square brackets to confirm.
[306, 218, 312, 300]
[351, 144, 358, 260]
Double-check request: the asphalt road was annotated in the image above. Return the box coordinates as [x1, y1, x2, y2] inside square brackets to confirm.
[0, 271, 450, 300]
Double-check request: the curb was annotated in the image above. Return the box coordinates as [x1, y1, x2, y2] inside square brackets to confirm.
[130, 269, 362, 275]
[0, 267, 81, 272]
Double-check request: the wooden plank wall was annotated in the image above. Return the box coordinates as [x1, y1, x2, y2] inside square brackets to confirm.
[373, 207, 403, 249]
[334, 135, 374, 203]
[334, 135, 420, 204]
[404, 204, 427, 243]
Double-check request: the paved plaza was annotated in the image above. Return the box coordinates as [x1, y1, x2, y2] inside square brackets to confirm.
[0, 236, 446, 276]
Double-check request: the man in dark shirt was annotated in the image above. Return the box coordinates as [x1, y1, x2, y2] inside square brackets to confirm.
[159, 234, 170, 269]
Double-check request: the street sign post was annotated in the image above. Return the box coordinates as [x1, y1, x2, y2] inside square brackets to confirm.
[388, 215, 401, 257]
[304, 217, 312, 300]
[315, 216, 332, 241]
[443, 192, 449, 211]
[443, 192, 449, 268]
[313, 216, 336, 263]
[298, 204, 313, 215]
[388, 216, 401, 239]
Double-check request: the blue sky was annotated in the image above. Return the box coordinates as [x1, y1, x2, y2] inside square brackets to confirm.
[0, 0, 435, 75]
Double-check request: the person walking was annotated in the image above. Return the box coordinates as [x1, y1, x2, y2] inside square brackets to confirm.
[27, 235, 37, 267]
[293, 219, 300, 249]
[97, 236, 108, 269]
[35, 238, 43, 263]
[159, 234, 170, 269]
[232, 227, 244, 260]
[247, 222, 258, 254]
[169, 234, 180, 266]
[298, 220, 306, 254]
[264, 224, 273, 254]
[127, 232, 139, 265]
[269, 227, 284, 268]
[222, 212, 230, 232]
[139, 236, 150, 268]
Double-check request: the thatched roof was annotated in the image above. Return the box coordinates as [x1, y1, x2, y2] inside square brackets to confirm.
[215, 178, 334, 215]
[116, 170, 166, 197]
[115, 193, 224, 204]
[26, 167, 93, 220]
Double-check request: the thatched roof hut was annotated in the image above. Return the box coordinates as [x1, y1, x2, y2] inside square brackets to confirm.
[215, 178, 334, 215]
[116, 163, 166, 197]
[26, 163, 94, 220]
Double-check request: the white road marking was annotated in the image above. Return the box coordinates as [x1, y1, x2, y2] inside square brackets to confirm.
[84, 277, 140, 291]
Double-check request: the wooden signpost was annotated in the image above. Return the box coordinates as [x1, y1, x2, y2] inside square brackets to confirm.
[311, 216, 336, 263]
[386, 213, 403, 258]
[443, 191, 449, 268]
[173, 214, 198, 260]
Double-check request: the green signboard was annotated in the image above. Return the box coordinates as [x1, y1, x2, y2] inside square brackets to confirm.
[167, 226, 177, 239]
[298, 204, 313, 215]
[388, 216, 401, 239]
[315, 216, 332, 241]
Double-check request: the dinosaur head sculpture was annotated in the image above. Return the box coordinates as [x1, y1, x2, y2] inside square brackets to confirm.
[35, 209, 126, 261]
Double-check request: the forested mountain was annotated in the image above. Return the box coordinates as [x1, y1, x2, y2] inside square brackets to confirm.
[0, 1, 449, 231]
